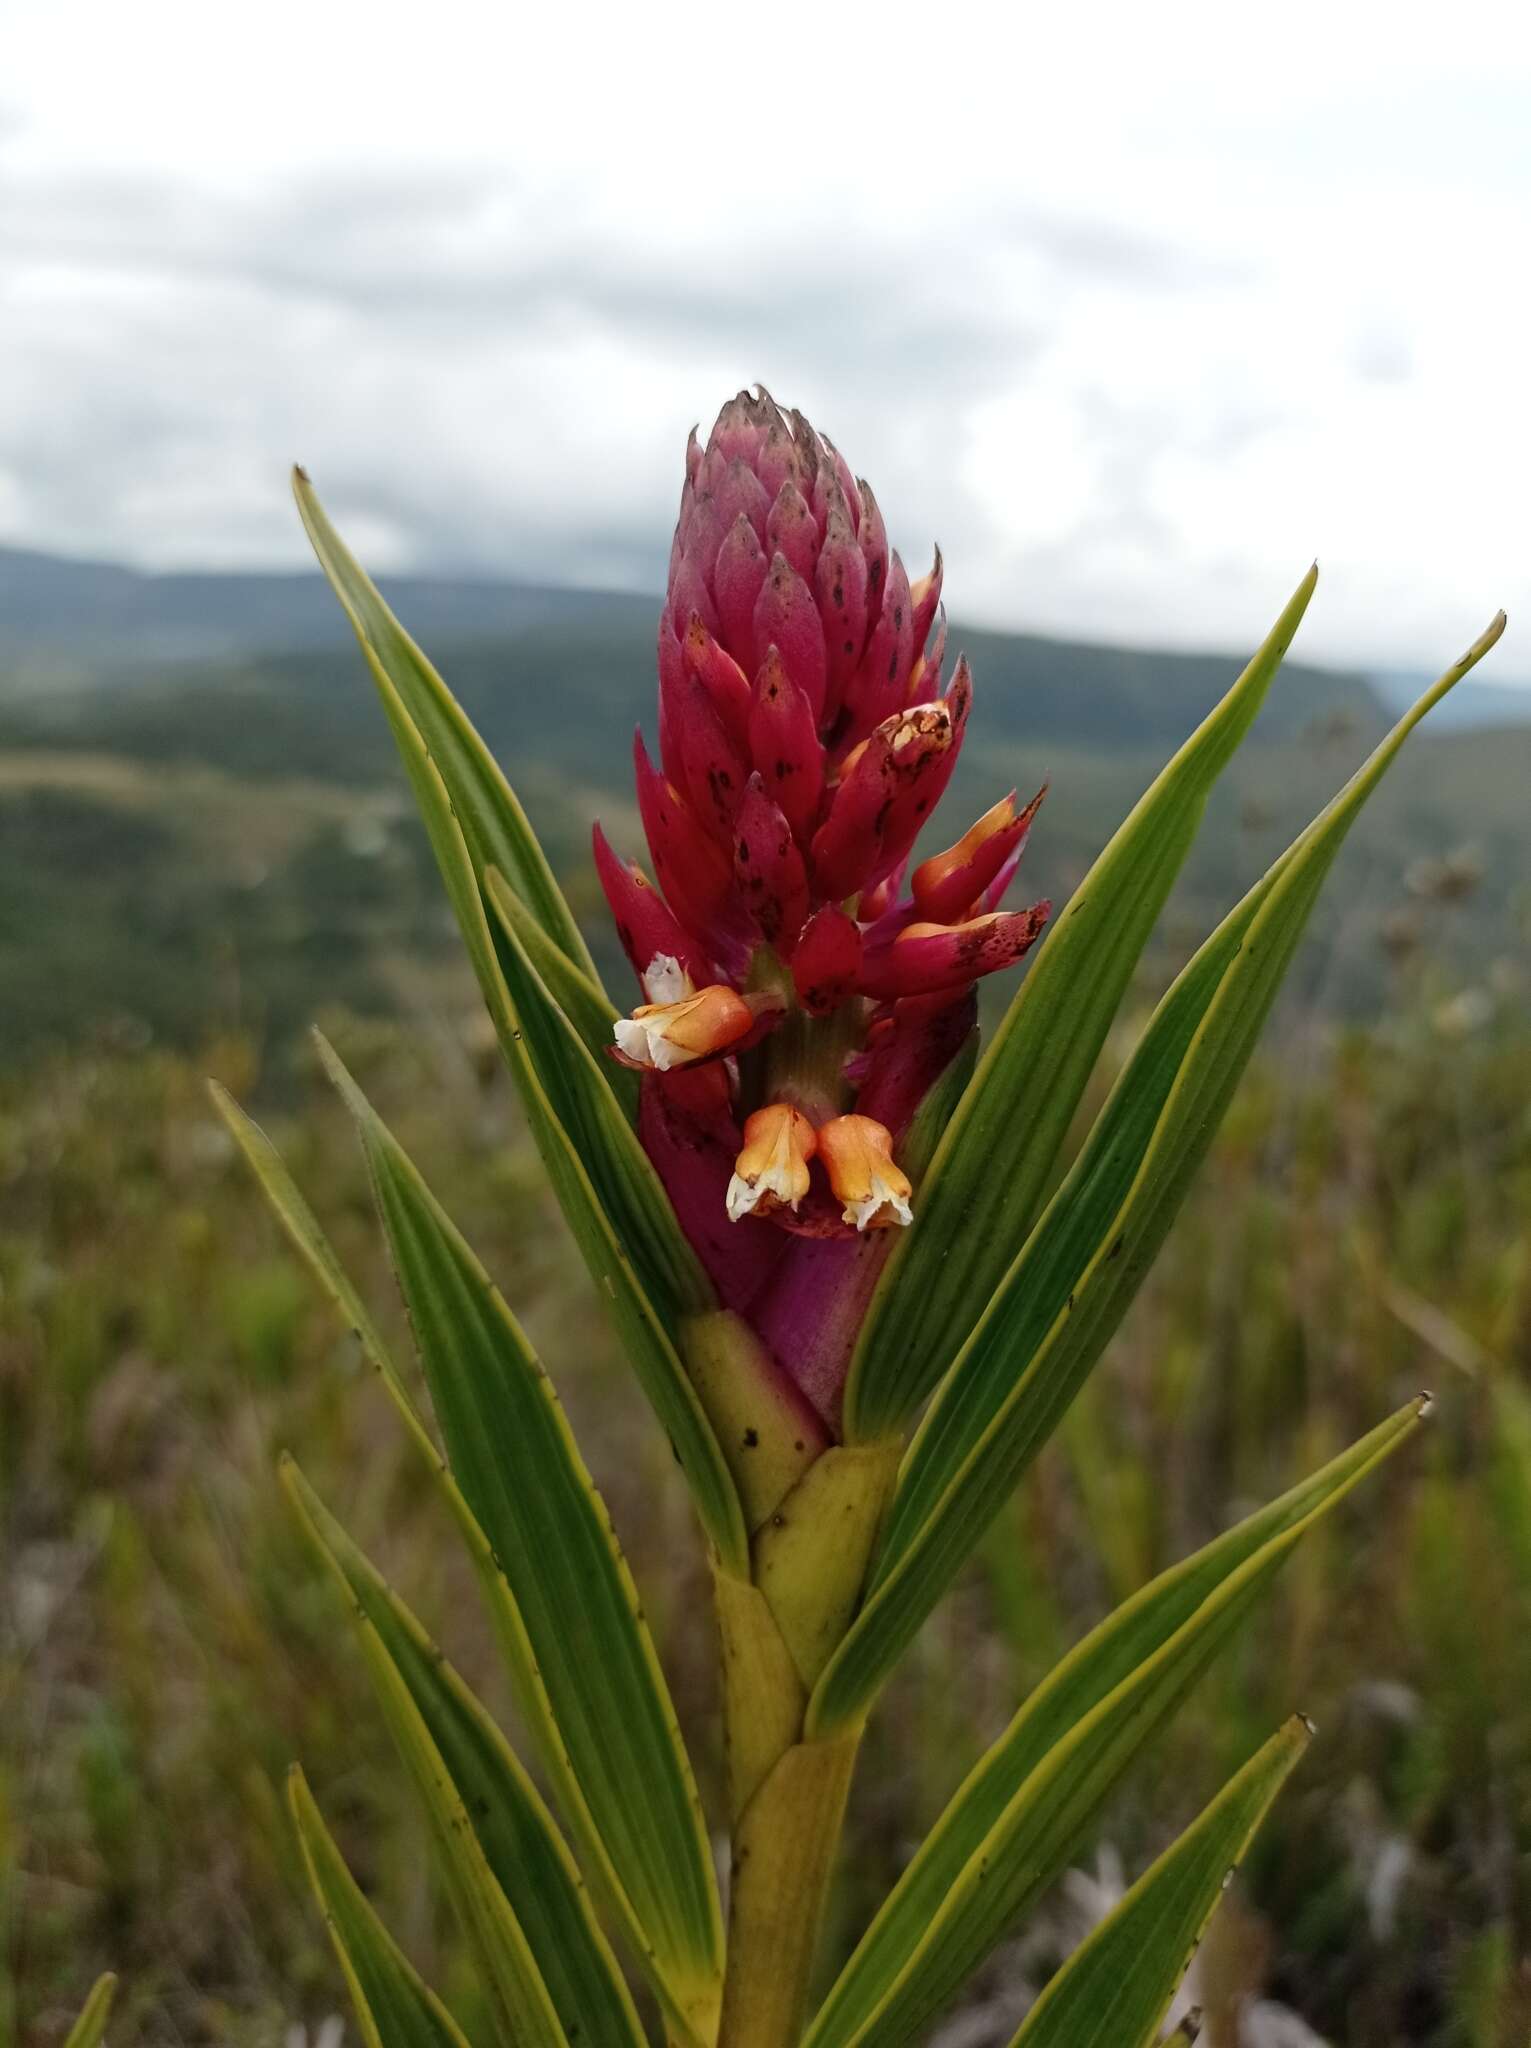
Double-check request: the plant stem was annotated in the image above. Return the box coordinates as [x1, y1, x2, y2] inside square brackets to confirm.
[710, 1442, 899, 2045]
[717, 1730, 861, 2048]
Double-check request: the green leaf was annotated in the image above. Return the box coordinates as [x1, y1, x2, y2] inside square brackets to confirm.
[486, 868, 639, 1119]
[297, 1639, 568, 2048]
[845, 567, 1318, 1440]
[803, 1401, 1424, 2046]
[62, 1973, 118, 2048]
[318, 1039, 726, 2043]
[483, 867, 706, 1307]
[288, 1769, 476, 2048]
[283, 1459, 648, 2048]
[208, 1080, 434, 1447]
[213, 1082, 725, 2040]
[1006, 1718, 1311, 2048]
[813, 616, 1504, 1733]
[293, 466, 599, 984]
[329, 655, 747, 1575]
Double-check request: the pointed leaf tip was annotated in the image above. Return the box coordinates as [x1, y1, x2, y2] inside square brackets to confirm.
[1001, 1718, 1310, 2048]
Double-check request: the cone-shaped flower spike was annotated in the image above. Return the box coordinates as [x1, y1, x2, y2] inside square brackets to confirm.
[598, 388, 1050, 1423]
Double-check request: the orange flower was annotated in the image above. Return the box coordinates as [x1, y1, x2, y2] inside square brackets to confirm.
[726, 1104, 819, 1222]
[816, 1114, 913, 1232]
[613, 982, 755, 1071]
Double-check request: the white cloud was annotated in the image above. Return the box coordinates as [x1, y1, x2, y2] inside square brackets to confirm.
[0, 0, 1526, 680]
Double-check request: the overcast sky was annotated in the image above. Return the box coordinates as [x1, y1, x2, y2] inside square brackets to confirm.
[1, 0, 1526, 679]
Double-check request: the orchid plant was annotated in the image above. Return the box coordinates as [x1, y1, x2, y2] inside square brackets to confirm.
[216, 391, 1505, 2048]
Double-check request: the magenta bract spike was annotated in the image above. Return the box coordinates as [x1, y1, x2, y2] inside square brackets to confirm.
[682, 615, 753, 750]
[815, 504, 871, 700]
[714, 456, 771, 544]
[681, 492, 726, 588]
[908, 605, 947, 705]
[618, 394, 1064, 1421]
[858, 480, 889, 619]
[870, 661, 975, 881]
[733, 776, 810, 951]
[713, 513, 769, 671]
[859, 900, 1051, 999]
[756, 413, 802, 504]
[633, 730, 738, 940]
[657, 618, 688, 788]
[910, 545, 944, 659]
[791, 905, 863, 1014]
[592, 824, 711, 989]
[847, 549, 914, 737]
[810, 732, 896, 902]
[766, 480, 819, 581]
[670, 552, 718, 639]
[676, 674, 751, 846]
[753, 552, 829, 720]
[748, 647, 824, 845]
[911, 784, 1045, 925]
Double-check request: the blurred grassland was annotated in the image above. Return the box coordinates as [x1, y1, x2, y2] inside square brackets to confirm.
[4, 951, 1530, 2048]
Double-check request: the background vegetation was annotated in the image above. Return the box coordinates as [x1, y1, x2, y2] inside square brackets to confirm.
[2, 552, 1528, 2044]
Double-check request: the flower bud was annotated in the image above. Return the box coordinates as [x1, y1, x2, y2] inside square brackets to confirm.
[911, 784, 1045, 925]
[861, 902, 1052, 1000]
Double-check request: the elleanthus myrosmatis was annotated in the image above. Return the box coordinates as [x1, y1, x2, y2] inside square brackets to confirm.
[599, 389, 1048, 1426]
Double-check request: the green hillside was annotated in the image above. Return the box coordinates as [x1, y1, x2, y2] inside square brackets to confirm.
[2, 597, 1524, 1070]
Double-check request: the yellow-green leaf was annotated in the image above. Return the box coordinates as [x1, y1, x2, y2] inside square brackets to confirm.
[487, 868, 639, 1118]
[1006, 1718, 1311, 2048]
[288, 1770, 475, 2048]
[845, 568, 1319, 1439]
[62, 1973, 118, 2048]
[319, 1040, 725, 2042]
[336, 669, 747, 1574]
[815, 616, 1504, 1732]
[483, 866, 706, 1307]
[284, 1460, 647, 2048]
[294, 467, 598, 983]
[212, 1082, 722, 2039]
[804, 1401, 1423, 2046]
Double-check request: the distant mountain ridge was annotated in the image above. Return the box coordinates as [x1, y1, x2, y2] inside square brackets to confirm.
[0, 543, 656, 671]
[2, 540, 1527, 733]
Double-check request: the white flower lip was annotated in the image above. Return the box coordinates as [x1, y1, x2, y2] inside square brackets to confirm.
[642, 952, 693, 1005]
[725, 1158, 803, 1223]
[614, 1014, 690, 1071]
[842, 1171, 914, 1232]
